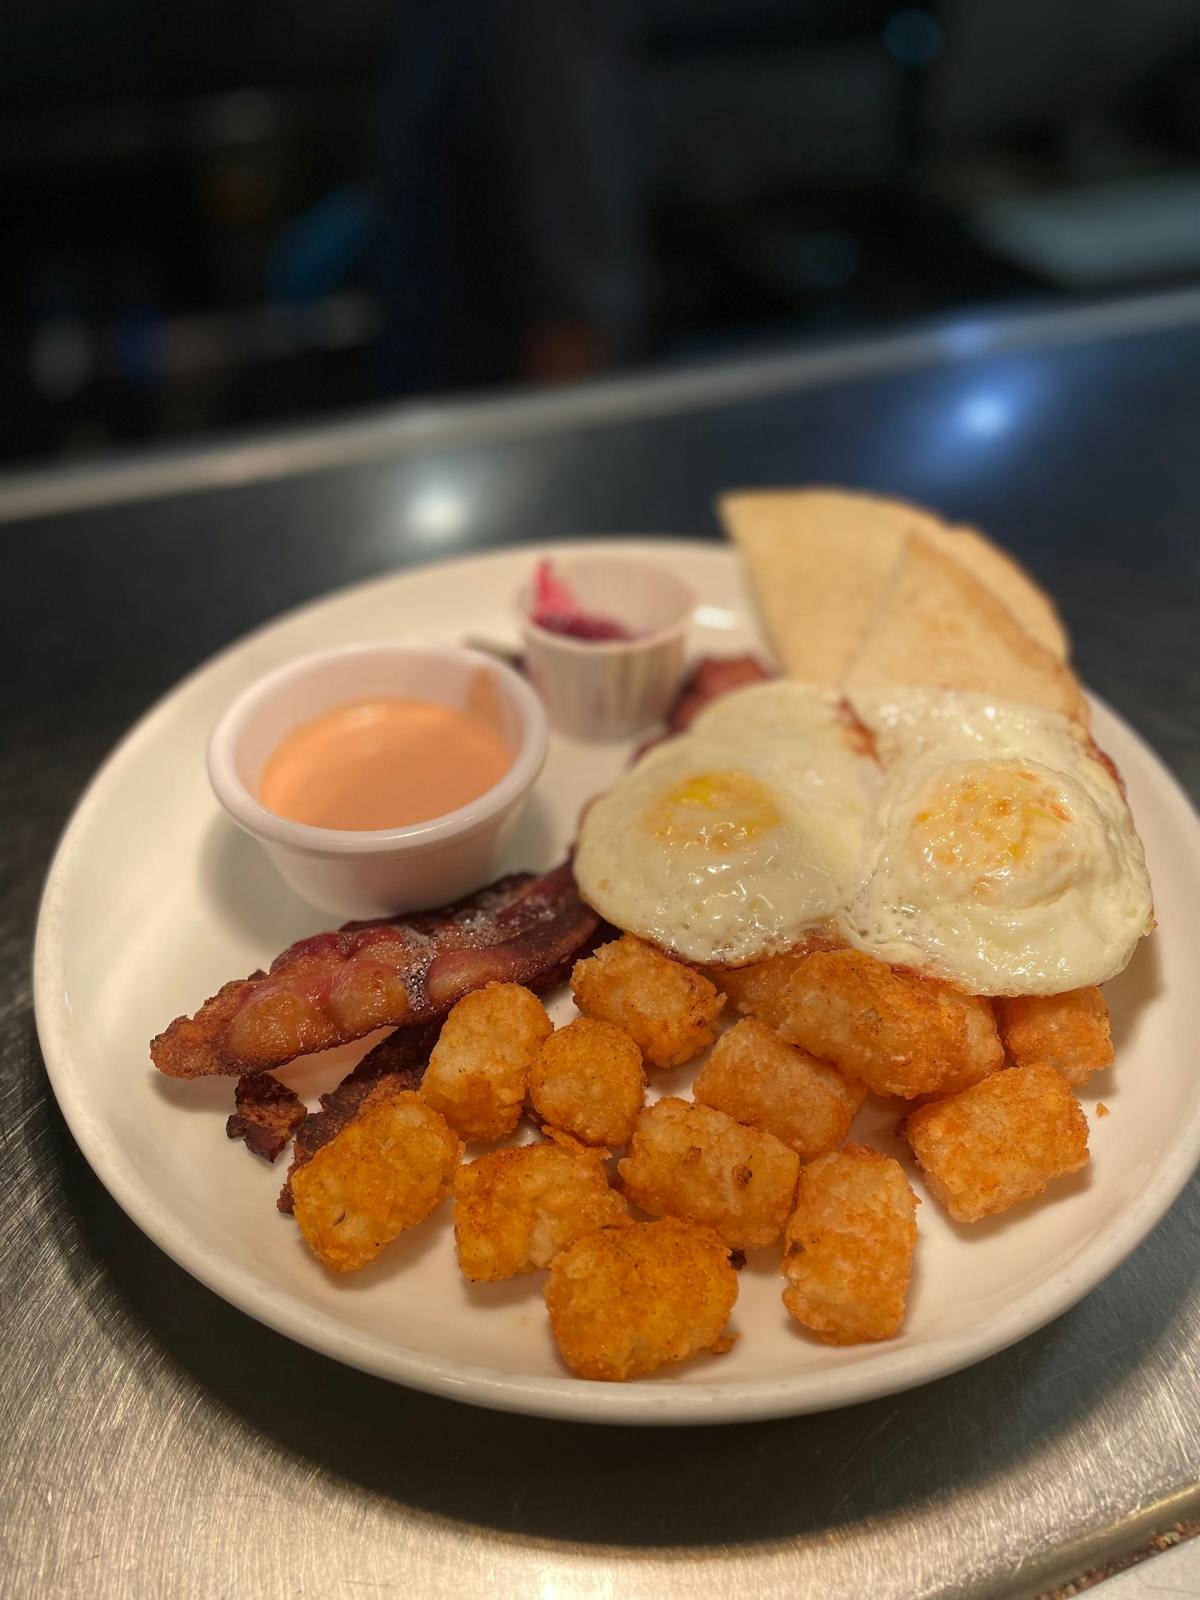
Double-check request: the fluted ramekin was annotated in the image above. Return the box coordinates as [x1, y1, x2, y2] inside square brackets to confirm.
[517, 553, 693, 739]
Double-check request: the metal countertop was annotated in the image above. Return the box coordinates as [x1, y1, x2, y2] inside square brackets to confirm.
[2, 291, 1199, 1599]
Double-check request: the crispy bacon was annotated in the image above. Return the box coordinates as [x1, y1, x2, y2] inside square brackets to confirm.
[666, 654, 773, 733]
[151, 861, 598, 1080]
[277, 1025, 438, 1212]
[226, 1072, 307, 1162]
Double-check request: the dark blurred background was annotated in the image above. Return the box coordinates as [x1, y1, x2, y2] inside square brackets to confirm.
[3, 0, 1200, 467]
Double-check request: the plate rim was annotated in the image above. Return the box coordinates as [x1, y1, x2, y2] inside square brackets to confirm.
[32, 539, 1200, 1425]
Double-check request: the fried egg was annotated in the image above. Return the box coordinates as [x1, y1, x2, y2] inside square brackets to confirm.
[574, 683, 871, 965]
[840, 691, 1154, 994]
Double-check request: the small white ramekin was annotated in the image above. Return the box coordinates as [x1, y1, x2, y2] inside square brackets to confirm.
[516, 552, 693, 739]
[207, 641, 547, 919]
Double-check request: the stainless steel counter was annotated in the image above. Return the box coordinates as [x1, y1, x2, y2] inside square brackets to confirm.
[3, 291, 1199, 1599]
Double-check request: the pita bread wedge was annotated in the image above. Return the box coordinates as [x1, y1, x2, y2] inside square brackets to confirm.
[719, 490, 909, 682]
[719, 489, 1068, 679]
[924, 520, 1068, 660]
[843, 534, 1089, 726]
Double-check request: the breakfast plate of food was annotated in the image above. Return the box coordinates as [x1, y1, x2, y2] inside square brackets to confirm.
[33, 490, 1200, 1423]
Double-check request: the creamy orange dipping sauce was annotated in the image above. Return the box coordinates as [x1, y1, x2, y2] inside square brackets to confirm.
[259, 697, 513, 831]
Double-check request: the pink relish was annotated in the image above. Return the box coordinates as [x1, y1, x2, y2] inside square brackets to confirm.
[530, 560, 635, 642]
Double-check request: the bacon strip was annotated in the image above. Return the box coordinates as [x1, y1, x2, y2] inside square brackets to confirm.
[226, 1072, 307, 1162]
[277, 1025, 438, 1212]
[151, 861, 598, 1079]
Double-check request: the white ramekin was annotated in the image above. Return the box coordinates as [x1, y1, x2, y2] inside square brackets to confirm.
[516, 552, 693, 739]
[207, 641, 547, 919]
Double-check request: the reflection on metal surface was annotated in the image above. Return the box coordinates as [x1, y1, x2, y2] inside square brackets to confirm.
[957, 391, 1014, 438]
[925, 365, 1046, 481]
[937, 318, 996, 357]
[538, 1567, 618, 1600]
[1043, 1523, 1200, 1600]
[1023, 1490, 1200, 1600]
[408, 481, 469, 543]
[6, 287, 1200, 524]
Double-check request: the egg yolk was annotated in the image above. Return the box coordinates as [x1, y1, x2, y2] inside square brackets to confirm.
[644, 769, 782, 853]
[909, 765, 1073, 896]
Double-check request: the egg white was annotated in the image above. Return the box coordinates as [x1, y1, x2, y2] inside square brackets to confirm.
[840, 690, 1154, 994]
[574, 683, 871, 965]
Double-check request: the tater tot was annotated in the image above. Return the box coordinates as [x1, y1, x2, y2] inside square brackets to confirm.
[782, 1145, 918, 1344]
[291, 1090, 460, 1272]
[707, 953, 812, 1032]
[571, 935, 724, 1070]
[693, 1018, 866, 1159]
[421, 982, 552, 1142]
[453, 1132, 629, 1281]
[904, 1062, 1089, 1222]
[528, 1017, 645, 1147]
[618, 1096, 799, 1250]
[545, 1218, 738, 1380]
[995, 988, 1114, 1086]
[704, 933, 843, 1027]
[772, 948, 1003, 1099]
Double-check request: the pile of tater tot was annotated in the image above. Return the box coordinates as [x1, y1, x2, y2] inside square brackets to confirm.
[288, 931, 1111, 1381]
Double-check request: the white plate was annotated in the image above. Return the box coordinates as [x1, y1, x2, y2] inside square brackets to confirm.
[33, 540, 1200, 1426]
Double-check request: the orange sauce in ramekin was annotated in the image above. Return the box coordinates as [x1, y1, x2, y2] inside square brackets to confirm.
[259, 697, 512, 831]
